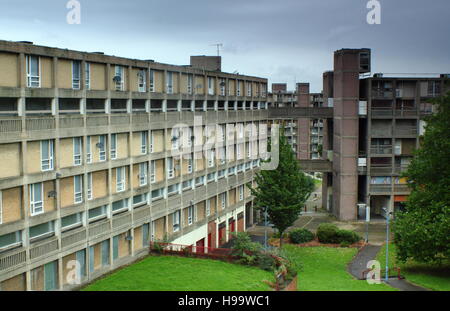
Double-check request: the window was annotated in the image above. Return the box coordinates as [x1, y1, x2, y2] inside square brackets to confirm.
[114, 65, 125, 91]
[166, 71, 173, 94]
[218, 169, 225, 179]
[172, 211, 180, 232]
[73, 137, 82, 166]
[167, 158, 174, 179]
[219, 147, 226, 164]
[149, 131, 154, 153]
[142, 223, 150, 247]
[246, 142, 251, 158]
[141, 131, 148, 154]
[26, 55, 40, 88]
[72, 60, 81, 89]
[112, 198, 129, 213]
[182, 179, 193, 191]
[208, 77, 214, 95]
[237, 164, 244, 172]
[88, 205, 108, 222]
[116, 167, 125, 192]
[86, 136, 92, 163]
[239, 185, 244, 201]
[247, 82, 252, 97]
[74, 175, 83, 204]
[29, 221, 54, 240]
[0, 231, 22, 250]
[133, 193, 148, 206]
[85, 62, 90, 90]
[30, 183, 44, 216]
[138, 69, 146, 92]
[40, 140, 54, 171]
[237, 81, 241, 96]
[167, 183, 180, 196]
[187, 206, 194, 225]
[150, 160, 156, 183]
[151, 188, 163, 201]
[220, 78, 226, 96]
[139, 162, 148, 186]
[149, 70, 154, 92]
[237, 144, 242, 159]
[98, 135, 106, 161]
[228, 166, 236, 176]
[208, 149, 215, 167]
[110, 134, 117, 159]
[206, 200, 211, 217]
[207, 172, 216, 183]
[87, 172, 93, 200]
[171, 128, 179, 150]
[220, 193, 226, 209]
[187, 75, 193, 94]
[187, 155, 193, 173]
[195, 176, 204, 186]
[61, 212, 82, 231]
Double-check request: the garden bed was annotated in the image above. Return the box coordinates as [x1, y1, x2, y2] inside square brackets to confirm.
[269, 237, 366, 248]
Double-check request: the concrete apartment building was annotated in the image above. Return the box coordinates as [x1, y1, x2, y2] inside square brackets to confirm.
[268, 48, 449, 221]
[268, 84, 325, 161]
[0, 40, 269, 291]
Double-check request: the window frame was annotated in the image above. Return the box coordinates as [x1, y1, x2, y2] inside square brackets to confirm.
[30, 183, 44, 216]
[73, 137, 82, 166]
[74, 175, 83, 204]
[26, 55, 40, 88]
[139, 162, 148, 187]
[116, 167, 125, 192]
[40, 140, 54, 171]
[172, 211, 180, 232]
[110, 134, 117, 160]
[72, 60, 81, 90]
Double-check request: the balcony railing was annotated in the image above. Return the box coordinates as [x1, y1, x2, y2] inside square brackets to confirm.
[395, 127, 417, 136]
[371, 107, 393, 117]
[370, 145, 392, 155]
[370, 165, 393, 174]
[370, 184, 392, 193]
[395, 109, 417, 117]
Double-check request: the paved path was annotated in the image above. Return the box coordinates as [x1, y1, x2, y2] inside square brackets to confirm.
[348, 244, 430, 291]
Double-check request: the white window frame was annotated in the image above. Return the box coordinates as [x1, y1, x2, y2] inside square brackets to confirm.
[149, 70, 154, 92]
[72, 60, 81, 90]
[208, 77, 214, 95]
[139, 162, 148, 187]
[74, 175, 83, 204]
[187, 156, 193, 174]
[187, 206, 194, 225]
[26, 55, 40, 88]
[138, 69, 146, 92]
[171, 128, 179, 150]
[208, 149, 215, 167]
[110, 134, 117, 160]
[166, 71, 173, 94]
[114, 65, 125, 91]
[167, 158, 174, 179]
[30, 183, 44, 216]
[173, 211, 180, 232]
[73, 137, 82, 166]
[87, 172, 93, 200]
[98, 135, 106, 162]
[239, 185, 244, 201]
[220, 78, 226, 96]
[116, 167, 125, 192]
[86, 136, 92, 164]
[237, 80, 241, 96]
[247, 82, 252, 97]
[150, 160, 156, 183]
[220, 193, 226, 210]
[85, 62, 90, 90]
[141, 131, 148, 154]
[187, 75, 193, 95]
[206, 199, 211, 217]
[151, 188, 163, 201]
[40, 140, 54, 171]
[150, 131, 154, 153]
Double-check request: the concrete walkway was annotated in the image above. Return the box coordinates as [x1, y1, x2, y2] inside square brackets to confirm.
[348, 244, 430, 291]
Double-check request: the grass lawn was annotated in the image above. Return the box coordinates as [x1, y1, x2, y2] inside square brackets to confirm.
[82, 255, 273, 291]
[376, 243, 450, 291]
[283, 245, 397, 291]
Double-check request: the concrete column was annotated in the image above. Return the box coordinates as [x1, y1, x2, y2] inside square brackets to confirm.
[126, 99, 132, 114]
[162, 99, 167, 112]
[190, 100, 195, 112]
[51, 98, 58, 116]
[224, 101, 228, 111]
[145, 99, 150, 113]
[202, 100, 207, 112]
[80, 98, 86, 115]
[214, 100, 218, 111]
[17, 97, 25, 117]
[104, 99, 111, 114]
[177, 99, 182, 112]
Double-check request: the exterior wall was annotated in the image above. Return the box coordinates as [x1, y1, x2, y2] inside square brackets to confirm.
[90, 62, 106, 90]
[40, 57, 53, 88]
[0, 273, 26, 291]
[0, 52, 18, 87]
[1, 187, 22, 223]
[153, 70, 164, 93]
[0, 143, 21, 178]
[60, 176, 75, 208]
[92, 170, 108, 199]
[57, 59, 73, 89]
[59, 137, 74, 168]
[25, 141, 43, 174]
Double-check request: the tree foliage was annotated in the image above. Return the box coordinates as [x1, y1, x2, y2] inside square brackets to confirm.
[248, 127, 314, 246]
[393, 90, 450, 264]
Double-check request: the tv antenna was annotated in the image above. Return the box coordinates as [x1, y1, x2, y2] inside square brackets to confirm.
[210, 43, 223, 56]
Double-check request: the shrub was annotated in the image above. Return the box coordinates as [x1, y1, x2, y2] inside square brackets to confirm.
[231, 232, 262, 259]
[336, 229, 361, 244]
[272, 231, 288, 239]
[317, 224, 361, 244]
[317, 223, 340, 243]
[289, 228, 314, 244]
[340, 241, 351, 248]
[256, 253, 277, 271]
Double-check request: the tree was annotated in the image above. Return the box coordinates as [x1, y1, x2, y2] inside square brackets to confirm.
[248, 126, 314, 247]
[393, 91, 450, 264]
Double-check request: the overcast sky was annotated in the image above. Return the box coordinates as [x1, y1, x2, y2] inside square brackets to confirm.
[0, 0, 449, 92]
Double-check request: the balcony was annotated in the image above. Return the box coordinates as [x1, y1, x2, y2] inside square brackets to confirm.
[395, 108, 417, 117]
[370, 165, 392, 174]
[371, 107, 393, 117]
[369, 184, 392, 193]
[372, 89, 393, 99]
[370, 145, 392, 155]
[395, 127, 417, 137]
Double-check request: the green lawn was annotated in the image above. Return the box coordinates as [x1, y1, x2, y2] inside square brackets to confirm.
[376, 243, 450, 291]
[82, 255, 273, 291]
[283, 245, 397, 291]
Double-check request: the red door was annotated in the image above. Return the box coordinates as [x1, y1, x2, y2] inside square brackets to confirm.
[207, 233, 212, 249]
[196, 238, 205, 254]
[218, 223, 226, 246]
[229, 219, 235, 239]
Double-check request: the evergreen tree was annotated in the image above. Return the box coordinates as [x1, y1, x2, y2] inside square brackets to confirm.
[393, 91, 450, 264]
[249, 126, 314, 247]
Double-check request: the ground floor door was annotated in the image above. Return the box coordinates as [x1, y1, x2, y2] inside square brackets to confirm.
[196, 238, 205, 253]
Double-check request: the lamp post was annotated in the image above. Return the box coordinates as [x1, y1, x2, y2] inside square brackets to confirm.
[263, 207, 268, 250]
[382, 207, 392, 282]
